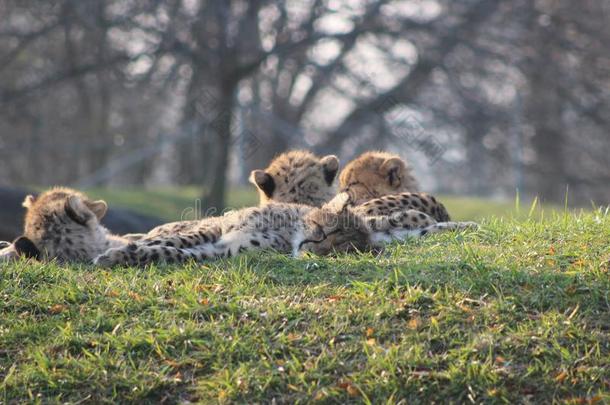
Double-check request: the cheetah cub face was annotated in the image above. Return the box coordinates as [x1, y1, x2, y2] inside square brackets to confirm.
[14, 188, 113, 263]
[299, 194, 370, 255]
[250, 150, 339, 207]
[339, 151, 419, 203]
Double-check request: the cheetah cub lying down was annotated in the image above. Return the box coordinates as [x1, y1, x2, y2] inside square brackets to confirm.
[337, 151, 453, 224]
[0, 188, 476, 266]
[0, 188, 130, 263]
[251, 150, 452, 227]
[93, 191, 475, 267]
[117, 150, 342, 243]
[339, 151, 420, 204]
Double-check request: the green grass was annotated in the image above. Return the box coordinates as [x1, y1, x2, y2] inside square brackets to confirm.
[86, 187, 259, 221]
[1, 208, 609, 403]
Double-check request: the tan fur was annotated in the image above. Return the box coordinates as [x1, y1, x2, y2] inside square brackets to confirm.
[17, 187, 126, 262]
[350, 192, 451, 222]
[339, 151, 419, 204]
[2, 186, 474, 267]
[250, 150, 339, 207]
[94, 190, 476, 267]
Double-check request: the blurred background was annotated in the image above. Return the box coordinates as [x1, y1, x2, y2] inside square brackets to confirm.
[1, 0, 609, 234]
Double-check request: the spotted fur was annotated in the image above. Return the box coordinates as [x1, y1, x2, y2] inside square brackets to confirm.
[250, 150, 339, 207]
[2, 188, 128, 263]
[1, 187, 476, 267]
[336, 151, 451, 224]
[351, 192, 451, 222]
[94, 193, 477, 267]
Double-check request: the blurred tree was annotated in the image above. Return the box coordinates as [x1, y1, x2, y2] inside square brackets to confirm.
[1, 0, 609, 206]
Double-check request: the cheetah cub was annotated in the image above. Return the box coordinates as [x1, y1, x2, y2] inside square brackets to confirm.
[0, 188, 468, 266]
[247, 150, 454, 229]
[116, 150, 342, 243]
[250, 150, 339, 207]
[337, 151, 457, 225]
[339, 151, 420, 204]
[0, 188, 129, 263]
[93, 193, 470, 267]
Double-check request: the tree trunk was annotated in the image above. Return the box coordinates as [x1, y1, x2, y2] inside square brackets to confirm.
[201, 81, 236, 211]
[523, 5, 567, 203]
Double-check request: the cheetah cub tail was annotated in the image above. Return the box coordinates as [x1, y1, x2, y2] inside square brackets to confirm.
[392, 221, 478, 239]
[370, 221, 479, 246]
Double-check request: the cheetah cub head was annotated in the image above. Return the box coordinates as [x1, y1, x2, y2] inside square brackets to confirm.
[13, 188, 112, 263]
[299, 193, 370, 255]
[250, 150, 339, 207]
[339, 151, 419, 203]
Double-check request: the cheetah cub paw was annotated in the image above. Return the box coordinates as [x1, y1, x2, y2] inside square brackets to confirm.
[93, 248, 124, 267]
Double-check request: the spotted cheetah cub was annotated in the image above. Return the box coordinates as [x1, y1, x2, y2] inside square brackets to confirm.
[93, 192, 472, 267]
[247, 150, 452, 229]
[336, 151, 454, 225]
[250, 150, 339, 207]
[116, 150, 341, 243]
[0, 188, 469, 266]
[0, 188, 129, 263]
[339, 151, 419, 204]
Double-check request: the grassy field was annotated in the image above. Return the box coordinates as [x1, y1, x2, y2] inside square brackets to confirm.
[1, 191, 609, 403]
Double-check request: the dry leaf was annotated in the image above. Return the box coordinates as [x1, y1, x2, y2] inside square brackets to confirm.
[337, 381, 360, 397]
[196, 284, 223, 293]
[555, 370, 568, 383]
[407, 317, 420, 330]
[49, 304, 66, 314]
[589, 395, 603, 404]
[346, 385, 360, 397]
[313, 390, 327, 401]
[565, 398, 588, 405]
[164, 359, 180, 368]
[128, 291, 142, 301]
[365, 327, 374, 337]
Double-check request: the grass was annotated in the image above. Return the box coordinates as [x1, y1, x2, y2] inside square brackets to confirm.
[1, 201, 609, 403]
[86, 187, 259, 221]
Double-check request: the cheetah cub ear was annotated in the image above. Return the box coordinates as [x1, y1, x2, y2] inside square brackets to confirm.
[85, 200, 108, 220]
[65, 195, 107, 225]
[22, 195, 36, 209]
[380, 157, 406, 187]
[249, 170, 275, 198]
[320, 155, 339, 185]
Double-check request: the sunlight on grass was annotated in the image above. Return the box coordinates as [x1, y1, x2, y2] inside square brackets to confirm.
[1, 210, 608, 403]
